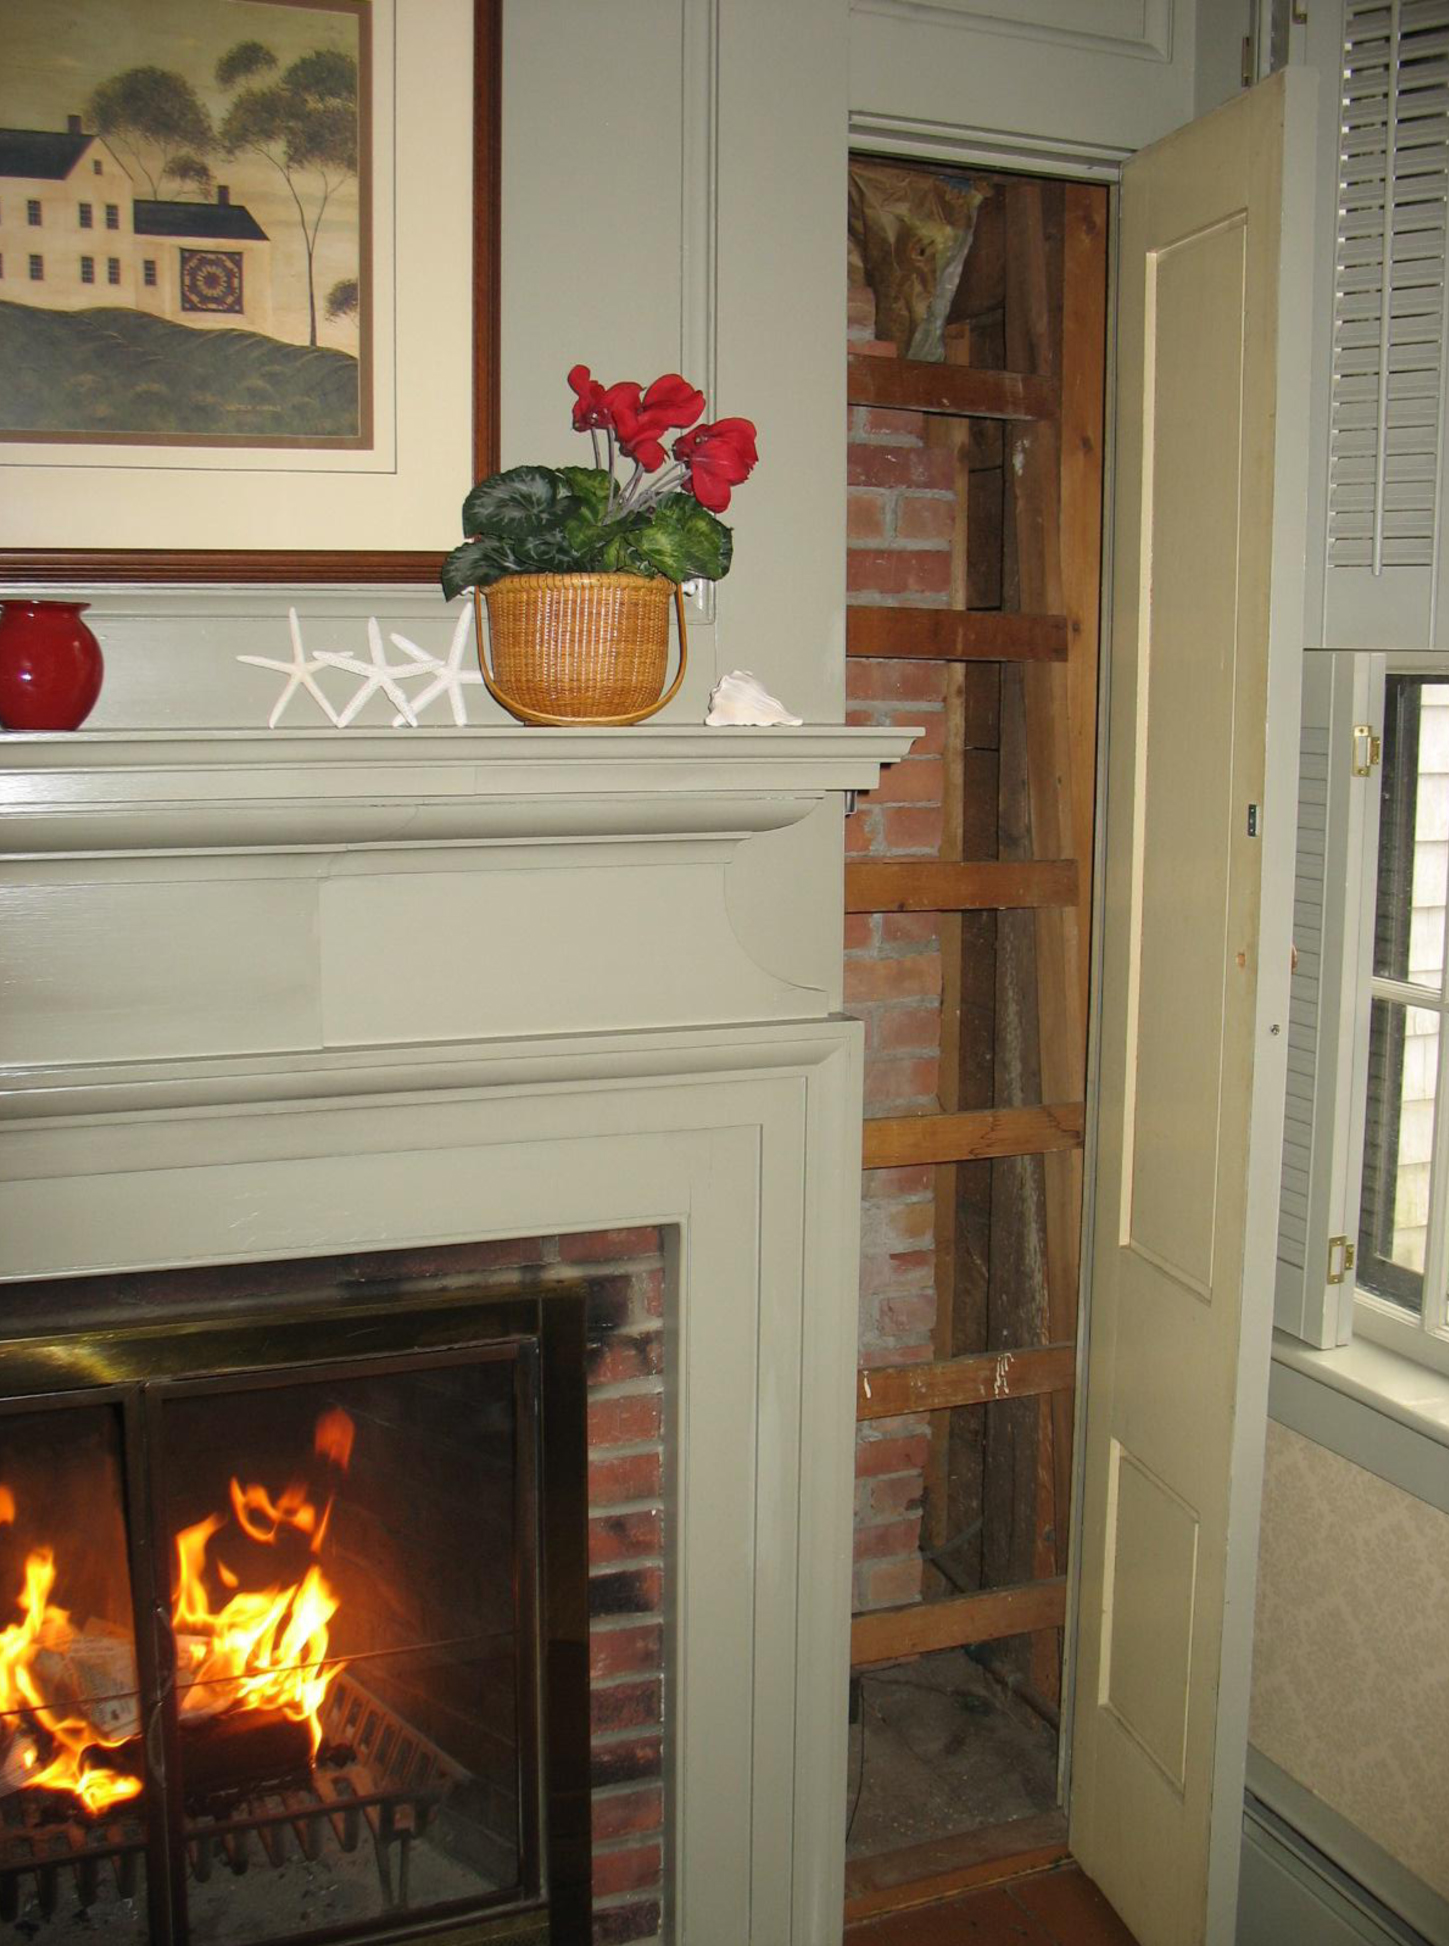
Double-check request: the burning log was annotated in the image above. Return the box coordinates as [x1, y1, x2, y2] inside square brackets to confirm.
[92, 1708, 315, 1812]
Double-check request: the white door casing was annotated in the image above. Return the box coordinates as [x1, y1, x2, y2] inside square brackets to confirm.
[1069, 67, 1316, 1946]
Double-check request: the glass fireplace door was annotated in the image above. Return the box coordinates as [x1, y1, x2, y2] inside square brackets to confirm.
[148, 1346, 539, 1946]
[0, 1337, 550, 1946]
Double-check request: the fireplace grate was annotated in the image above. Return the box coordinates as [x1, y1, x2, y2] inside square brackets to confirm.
[0, 1673, 474, 1930]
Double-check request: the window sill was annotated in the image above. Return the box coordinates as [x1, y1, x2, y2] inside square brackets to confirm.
[1269, 1328, 1449, 1512]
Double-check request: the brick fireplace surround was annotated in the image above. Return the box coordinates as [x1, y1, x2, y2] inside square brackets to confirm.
[0, 723, 912, 1945]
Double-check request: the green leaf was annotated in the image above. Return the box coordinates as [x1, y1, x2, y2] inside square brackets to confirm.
[559, 466, 614, 523]
[441, 536, 510, 600]
[461, 465, 576, 540]
[631, 493, 733, 583]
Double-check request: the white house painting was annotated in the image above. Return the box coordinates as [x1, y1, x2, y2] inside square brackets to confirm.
[0, 0, 368, 445]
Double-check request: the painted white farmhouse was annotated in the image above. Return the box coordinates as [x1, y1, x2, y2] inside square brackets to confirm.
[0, 117, 272, 333]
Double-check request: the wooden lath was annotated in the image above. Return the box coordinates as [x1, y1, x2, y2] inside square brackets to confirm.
[848, 353, 1057, 421]
[846, 608, 1067, 661]
[843, 1811, 1070, 1923]
[862, 1103, 1082, 1170]
[857, 1344, 1075, 1420]
[846, 859, 1077, 913]
[850, 1577, 1067, 1666]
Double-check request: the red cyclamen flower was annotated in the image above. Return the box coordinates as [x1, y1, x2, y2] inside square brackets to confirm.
[612, 373, 707, 473]
[567, 364, 642, 434]
[673, 417, 759, 512]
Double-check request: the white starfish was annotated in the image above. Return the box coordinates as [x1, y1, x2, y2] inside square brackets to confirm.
[319, 617, 423, 727]
[389, 610, 482, 726]
[237, 608, 349, 728]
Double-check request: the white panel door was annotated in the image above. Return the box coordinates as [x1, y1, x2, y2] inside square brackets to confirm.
[1069, 68, 1316, 1946]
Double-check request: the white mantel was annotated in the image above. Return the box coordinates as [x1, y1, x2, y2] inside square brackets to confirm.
[0, 721, 912, 1945]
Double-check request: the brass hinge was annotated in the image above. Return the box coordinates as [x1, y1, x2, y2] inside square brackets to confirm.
[1327, 1235, 1356, 1286]
[1352, 725, 1382, 777]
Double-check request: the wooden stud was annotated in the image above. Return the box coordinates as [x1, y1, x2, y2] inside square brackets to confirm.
[848, 354, 1057, 421]
[850, 1576, 1067, 1665]
[863, 1103, 1083, 1169]
[846, 608, 1067, 662]
[847, 859, 1077, 913]
[857, 1344, 1076, 1420]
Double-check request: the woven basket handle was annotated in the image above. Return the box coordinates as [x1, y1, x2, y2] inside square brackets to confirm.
[471, 581, 689, 727]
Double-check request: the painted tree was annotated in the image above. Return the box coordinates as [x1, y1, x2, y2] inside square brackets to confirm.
[325, 278, 359, 325]
[86, 67, 215, 199]
[216, 41, 358, 349]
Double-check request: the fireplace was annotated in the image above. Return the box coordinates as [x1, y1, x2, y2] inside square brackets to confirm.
[0, 720, 912, 1941]
[0, 1259, 608, 1944]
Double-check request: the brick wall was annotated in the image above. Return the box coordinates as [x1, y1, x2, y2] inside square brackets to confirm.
[345, 1229, 667, 1946]
[846, 258, 951, 1612]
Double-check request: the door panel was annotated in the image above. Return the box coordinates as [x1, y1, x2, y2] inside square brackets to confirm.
[1070, 68, 1316, 1946]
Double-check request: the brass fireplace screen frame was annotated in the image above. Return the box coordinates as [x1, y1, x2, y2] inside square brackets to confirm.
[0, 1278, 595, 1946]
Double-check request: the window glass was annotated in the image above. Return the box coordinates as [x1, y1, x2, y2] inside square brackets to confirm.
[1358, 675, 1449, 1341]
[78, 203, 92, 229]
[26, 200, 40, 226]
[28, 255, 42, 281]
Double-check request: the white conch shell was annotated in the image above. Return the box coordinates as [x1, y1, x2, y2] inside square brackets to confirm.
[704, 670, 803, 727]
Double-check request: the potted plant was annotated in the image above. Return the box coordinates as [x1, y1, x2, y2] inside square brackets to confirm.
[442, 367, 757, 725]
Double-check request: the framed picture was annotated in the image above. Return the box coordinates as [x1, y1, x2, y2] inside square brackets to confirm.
[0, 0, 499, 582]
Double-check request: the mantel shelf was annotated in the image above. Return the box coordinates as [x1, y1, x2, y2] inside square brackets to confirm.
[0, 725, 919, 858]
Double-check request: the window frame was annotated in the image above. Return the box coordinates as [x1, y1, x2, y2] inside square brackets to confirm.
[1349, 653, 1449, 1379]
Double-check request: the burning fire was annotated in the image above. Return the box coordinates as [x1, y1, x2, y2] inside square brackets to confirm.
[0, 1407, 354, 1816]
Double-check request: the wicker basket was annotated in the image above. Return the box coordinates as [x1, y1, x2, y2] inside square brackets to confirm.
[472, 572, 688, 726]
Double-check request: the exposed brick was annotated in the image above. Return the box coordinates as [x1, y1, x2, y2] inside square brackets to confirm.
[877, 1004, 941, 1054]
[864, 755, 945, 805]
[848, 285, 878, 334]
[592, 1900, 663, 1946]
[856, 1557, 922, 1610]
[847, 706, 944, 755]
[592, 1785, 663, 1844]
[860, 407, 926, 442]
[590, 1623, 664, 1682]
[843, 953, 942, 1005]
[588, 1394, 663, 1449]
[869, 1474, 925, 1519]
[590, 1737, 663, 1790]
[880, 805, 944, 853]
[853, 338, 898, 360]
[589, 1450, 662, 1508]
[875, 1292, 937, 1336]
[864, 1057, 939, 1109]
[861, 1166, 934, 1200]
[589, 1566, 663, 1618]
[880, 911, 941, 950]
[848, 444, 954, 492]
[855, 1434, 930, 1477]
[589, 1510, 663, 1567]
[563, 1227, 662, 1264]
[843, 913, 875, 953]
[846, 548, 952, 600]
[847, 489, 890, 541]
[587, 1331, 665, 1386]
[895, 493, 957, 543]
[845, 809, 879, 856]
[844, 659, 946, 705]
[593, 1841, 664, 1900]
[591, 1679, 662, 1737]
[853, 1516, 922, 1561]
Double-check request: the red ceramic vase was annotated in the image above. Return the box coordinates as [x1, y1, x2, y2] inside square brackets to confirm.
[0, 601, 104, 731]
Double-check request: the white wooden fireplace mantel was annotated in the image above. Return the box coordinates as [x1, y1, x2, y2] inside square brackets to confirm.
[0, 722, 915, 1945]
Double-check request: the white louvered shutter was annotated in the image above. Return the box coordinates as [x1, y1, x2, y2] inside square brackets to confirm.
[1322, 0, 1449, 647]
[1274, 651, 1386, 1345]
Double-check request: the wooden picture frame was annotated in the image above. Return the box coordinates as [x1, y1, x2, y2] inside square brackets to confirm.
[0, 0, 500, 585]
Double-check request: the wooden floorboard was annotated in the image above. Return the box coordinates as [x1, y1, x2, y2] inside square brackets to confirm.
[845, 1861, 1139, 1944]
[844, 1812, 1068, 1919]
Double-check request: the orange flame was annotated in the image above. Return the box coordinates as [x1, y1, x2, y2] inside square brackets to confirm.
[0, 1406, 356, 1813]
[0, 1547, 141, 1814]
[314, 1408, 355, 1473]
